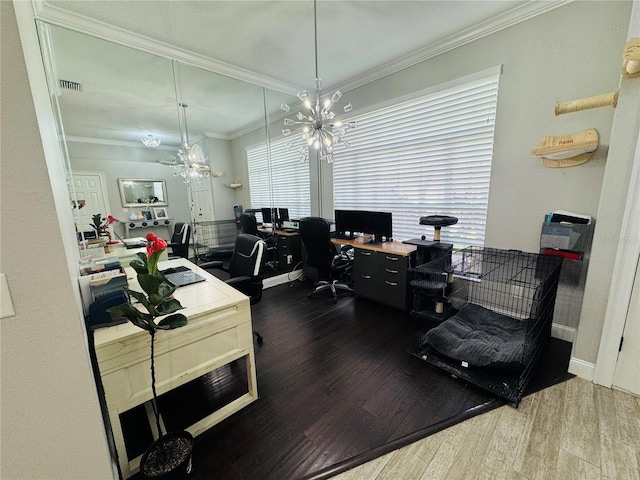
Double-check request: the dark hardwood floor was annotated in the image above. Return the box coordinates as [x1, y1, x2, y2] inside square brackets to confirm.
[127, 279, 573, 480]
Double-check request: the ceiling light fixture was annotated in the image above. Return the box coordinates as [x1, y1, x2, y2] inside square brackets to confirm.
[280, 0, 356, 163]
[141, 134, 161, 148]
[173, 102, 211, 184]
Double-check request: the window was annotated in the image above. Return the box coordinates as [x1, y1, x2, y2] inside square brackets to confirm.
[247, 136, 311, 220]
[333, 67, 501, 246]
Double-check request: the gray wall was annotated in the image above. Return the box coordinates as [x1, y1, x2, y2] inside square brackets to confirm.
[1, 2, 113, 478]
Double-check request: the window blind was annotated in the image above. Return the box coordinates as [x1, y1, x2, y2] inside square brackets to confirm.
[333, 71, 500, 246]
[247, 136, 311, 220]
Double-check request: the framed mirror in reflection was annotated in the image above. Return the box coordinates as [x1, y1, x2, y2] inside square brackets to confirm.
[118, 179, 168, 207]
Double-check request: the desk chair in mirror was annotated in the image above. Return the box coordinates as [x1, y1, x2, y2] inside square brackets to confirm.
[299, 217, 354, 303]
[168, 222, 191, 259]
[199, 233, 267, 343]
[239, 213, 278, 272]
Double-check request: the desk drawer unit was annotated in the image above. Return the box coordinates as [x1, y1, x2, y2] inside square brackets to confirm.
[380, 253, 409, 310]
[353, 248, 380, 301]
[277, 234, 301, 272]
[352, 248, 411, 310]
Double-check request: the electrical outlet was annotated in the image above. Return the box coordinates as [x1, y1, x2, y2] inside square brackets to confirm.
[287, 254, 292, 264]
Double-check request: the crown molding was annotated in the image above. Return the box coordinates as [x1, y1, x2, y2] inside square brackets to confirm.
[33, 0, 572, 98]
[332, 0, 574, 94]
[31, 0, 302, 96]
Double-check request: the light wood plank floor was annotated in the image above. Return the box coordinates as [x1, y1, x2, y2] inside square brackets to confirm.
[331, 377, 640, 480]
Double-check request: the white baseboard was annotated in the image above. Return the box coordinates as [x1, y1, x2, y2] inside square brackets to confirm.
[551, 323, 576, 343]
[568, 357, 595, 381]
[264, 270, 303, 289]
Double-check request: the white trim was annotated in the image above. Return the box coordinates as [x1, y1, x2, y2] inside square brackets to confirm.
[551, 324, 576, 343]
[593, 119, 640, 388]
[568, 356, 595, 381]
[32, 0, 564, 97]
[334, 2, 570, 94]
[264, 270, 303, 289]
[31, 0, 301, 96]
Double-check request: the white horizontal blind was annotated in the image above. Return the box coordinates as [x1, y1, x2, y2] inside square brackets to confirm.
[333, 72, 500, 246]
[247, 136, 311, 220]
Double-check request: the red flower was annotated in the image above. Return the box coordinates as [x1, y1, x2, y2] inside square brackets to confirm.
[145, 233, 167, 258]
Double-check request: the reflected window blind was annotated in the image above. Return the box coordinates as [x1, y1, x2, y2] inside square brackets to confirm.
[334, 70, 500, 246]
[247, 136, 311, 220]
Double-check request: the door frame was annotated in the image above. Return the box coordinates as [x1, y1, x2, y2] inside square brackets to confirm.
[593, 126, 640, 388]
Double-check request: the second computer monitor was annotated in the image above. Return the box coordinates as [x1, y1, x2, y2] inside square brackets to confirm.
[278, 208, 289, 223]
[334, 209, 392, 242]
[261, 207, 278, 226]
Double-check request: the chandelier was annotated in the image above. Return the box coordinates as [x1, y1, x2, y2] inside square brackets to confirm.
[280, 0, 356, 163]
[173, 102, 211, 184]
[141, 134, 161, 148]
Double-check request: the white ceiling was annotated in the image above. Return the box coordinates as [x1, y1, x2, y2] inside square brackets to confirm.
[36, 0, 569, 147]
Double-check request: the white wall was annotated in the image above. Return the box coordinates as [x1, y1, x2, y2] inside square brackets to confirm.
[576, 2, 640, 368]
[1, 2, 113, 478]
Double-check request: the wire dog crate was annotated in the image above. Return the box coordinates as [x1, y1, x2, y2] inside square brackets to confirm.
[193, 220, 238, 261]
[411, 247, 563, 406]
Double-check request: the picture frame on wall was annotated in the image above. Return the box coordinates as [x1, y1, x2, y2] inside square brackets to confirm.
[153, 207, 167, 219]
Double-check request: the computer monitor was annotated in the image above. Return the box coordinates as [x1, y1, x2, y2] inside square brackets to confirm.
[278, 208, 289, 223]
[362, 211, 393, 242]
[334, 209, 363, 238]
[261, 207, 278, 227]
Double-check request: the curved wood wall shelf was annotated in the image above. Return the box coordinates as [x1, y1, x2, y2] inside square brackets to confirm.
[531, 128, 599, 168]
[224, 180, 243, 190]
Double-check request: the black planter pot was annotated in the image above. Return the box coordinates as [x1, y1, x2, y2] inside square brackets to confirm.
[140, 431, 194, 479]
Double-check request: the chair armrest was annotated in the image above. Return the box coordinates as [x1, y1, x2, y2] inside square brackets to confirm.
[198, 260, 228, 273]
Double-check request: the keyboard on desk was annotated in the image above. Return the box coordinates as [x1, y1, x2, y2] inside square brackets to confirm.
[160, 266, 206, 287]
[331, 233, 354, 240]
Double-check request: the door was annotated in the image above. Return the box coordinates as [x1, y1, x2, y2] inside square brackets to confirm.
[190, 178, 214, 222]
[612, 255, 640, 395]
[70, 172, 110, 233]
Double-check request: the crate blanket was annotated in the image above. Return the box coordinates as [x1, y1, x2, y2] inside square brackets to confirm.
[425, 303, 527, 371]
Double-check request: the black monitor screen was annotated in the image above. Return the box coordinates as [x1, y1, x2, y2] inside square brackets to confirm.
[278, 208, 289, 222]
[261, 207, 278, 225]
[362, 211, 393, 241]
[335, 209, 363, 236]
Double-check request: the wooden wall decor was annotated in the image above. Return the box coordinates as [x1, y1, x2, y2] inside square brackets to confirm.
[622, 37, 640, 78]
[531, 128, 599, 168]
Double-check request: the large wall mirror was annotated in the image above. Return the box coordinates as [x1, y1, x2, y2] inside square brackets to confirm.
[36, 21, 298, 249]
[118, 179, 168, 207]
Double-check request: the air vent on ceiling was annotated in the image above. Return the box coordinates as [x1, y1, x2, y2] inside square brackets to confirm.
[59, 79, 82, 92]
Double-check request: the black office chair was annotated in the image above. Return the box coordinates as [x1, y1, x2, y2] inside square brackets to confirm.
[168, 222, 191, 259]
[199, 234, 267, 343]
[299, 217, 354, 303]
[239, 212, 278, 272]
